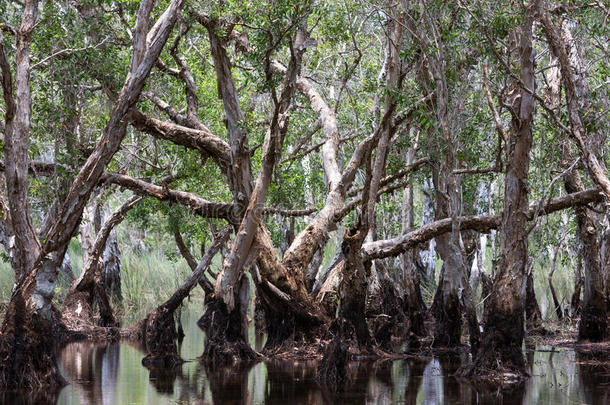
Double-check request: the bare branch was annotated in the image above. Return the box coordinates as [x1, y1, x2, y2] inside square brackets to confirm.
[102, 172, 233, 220]
[363, 189, 605, 260]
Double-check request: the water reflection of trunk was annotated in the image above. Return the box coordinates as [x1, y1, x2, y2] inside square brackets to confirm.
[0, 389, 61, 405]
[576, 351, 610, 405]
[524, 340, 536, 373]
[148, 367, 180, 395]
[422, 358, 443, 404]
[265, 360, 325, 404]
[366, 361, 393, 405]
[59, 342, 120, 405]
[403, 358, 426, 405]
[206, 363, 253, 405]
[438, 354, 473, 404]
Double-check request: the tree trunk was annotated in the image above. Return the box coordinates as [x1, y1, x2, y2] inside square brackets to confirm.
[524, 258, 544, 334]
[540, 17, 607, 338]
[199, 278, 260, 366]
[540, 11, 610, 199]
[400, 133, 426, 345]
[571, 254, 583, 317]
[548, 246, 565, 322]
[416, 177, 437, 282]
[468, 2, 537, 377]
[99, 203, 123, 302]
[601, 224, 610, 312]
[0, 0, 183, 389]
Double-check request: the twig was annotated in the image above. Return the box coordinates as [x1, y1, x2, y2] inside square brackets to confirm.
[31, 37, 112, 70]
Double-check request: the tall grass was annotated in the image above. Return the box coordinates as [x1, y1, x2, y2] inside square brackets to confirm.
[120, 250, 210, 323]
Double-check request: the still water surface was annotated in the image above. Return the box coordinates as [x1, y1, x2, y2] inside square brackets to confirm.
[8, 310, 610, 404]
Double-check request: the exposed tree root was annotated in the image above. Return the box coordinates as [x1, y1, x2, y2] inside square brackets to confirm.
[432, 288, 462, 349]
[61, 289, 119, 341]
[130, 308, 183, 368]
[0, 293, 67, 390]
[316, 334, 349, 389]
[124, 226, 231, 368]
[578, 304, 608, 342]
[367, 276, 408, 351]
[458, 308, 527, 384]
[199, 294, 262, 366]
[258, 279, 326, 357]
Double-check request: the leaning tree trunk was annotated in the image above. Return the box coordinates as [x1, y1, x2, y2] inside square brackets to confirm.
[124, 226, 232, 367]
[468, 2, 537, 378]
[62, 196, 140, 338]
[0, 0, 183, 390]
[541, 21, 607, 339]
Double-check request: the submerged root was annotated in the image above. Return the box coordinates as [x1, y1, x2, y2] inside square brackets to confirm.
[200, 340, 261, 366]
[457, 309, 527, 384]
[367, 277, 411, 351]
[578, 304, 608, 342]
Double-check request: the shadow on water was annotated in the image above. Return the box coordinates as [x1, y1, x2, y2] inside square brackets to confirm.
[3, 309, 610, 404]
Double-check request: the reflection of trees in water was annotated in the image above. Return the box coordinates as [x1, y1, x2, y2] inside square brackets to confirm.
[53, 343, 606, 405]
[60, 341, 120, 405]
[422, 358, 443, 404]
[205, 362, 253, 405]
[403, 358, 427, 405]
[407, 354, 527, 405]
[365, 360, 393, 405]
[0, 388, 60, 405]
[576, 350, 610, 405]
[265, 359, 325, 404]
[438, 354, 468, 404]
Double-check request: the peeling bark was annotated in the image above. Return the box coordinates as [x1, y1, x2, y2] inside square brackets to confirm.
[540, 10, 610, 199]
[468, 2, 538, 376]
[541, 23, 607, 340]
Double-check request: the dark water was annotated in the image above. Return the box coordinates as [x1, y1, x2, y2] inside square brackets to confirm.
[3, 310, 610, 404]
